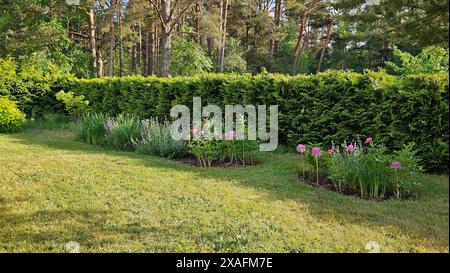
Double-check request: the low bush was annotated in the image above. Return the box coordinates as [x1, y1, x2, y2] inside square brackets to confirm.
[133, 119, 187, 159]
[55, 91, 89, 120]
[0, 97, 26, 133]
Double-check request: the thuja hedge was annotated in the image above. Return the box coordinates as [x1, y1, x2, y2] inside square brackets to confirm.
[2, 70, 449, 172]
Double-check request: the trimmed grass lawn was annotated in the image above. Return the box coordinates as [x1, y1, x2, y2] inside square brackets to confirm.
[0, 129, 448, 253]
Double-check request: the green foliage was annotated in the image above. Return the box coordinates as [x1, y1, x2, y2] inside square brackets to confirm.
[1, 68, 448, 172]
[72, 112, 109, 146]
[133, 119, 187, 159]
[27, 113, 71, 130]
[170, 38, 213, 76]
[0, 57, 72, 117]
[386, 46, 449, 76]
[61, 71, 448, 172]
[326, 142, 423, 200]
[0, 96, 26, 133]
[104, 114, 141, 151]
[55, 90, 89, 120]
[188, 128, 259, 168]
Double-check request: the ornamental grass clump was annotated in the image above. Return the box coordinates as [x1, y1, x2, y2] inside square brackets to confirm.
[133, 118, 187, 159]
[72, 112, 108, 145]
[188, 120, 259, 167]
[104, 114, 140, 151]
[303, 136, 423, 200]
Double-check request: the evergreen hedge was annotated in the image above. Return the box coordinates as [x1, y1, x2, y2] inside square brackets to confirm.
[2, 70, 448, 173]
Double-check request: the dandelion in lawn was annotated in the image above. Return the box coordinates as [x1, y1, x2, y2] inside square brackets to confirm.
[312, 147, 322, 186]
[391, 162, 402, 199]
[297, 144, 306, 181]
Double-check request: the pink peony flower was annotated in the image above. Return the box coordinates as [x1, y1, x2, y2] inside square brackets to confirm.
[198, 131, 205, 137]
[312, 147, 322, 158]
[296, 144, 306, 154]
[327, 149, 334, 155]
[191, 128, 197, 134]
[346, 144, 354, 152]
[391, 162, 401, 169]
[365, 137, 373, 144]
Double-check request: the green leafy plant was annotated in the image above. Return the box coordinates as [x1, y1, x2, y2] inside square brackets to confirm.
[72, 112, 109, 145]
[133, 118, 187, 159]
[27, 113, 70, 130]
[324, 139, 422, 200]
[386, 46, 449, 76]
[0, 97, 26, 133]
[55, 90, 89, 120]
[104, 114, 140, 151]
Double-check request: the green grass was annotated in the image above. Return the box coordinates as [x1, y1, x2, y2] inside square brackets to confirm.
[0, 129, 448, 253]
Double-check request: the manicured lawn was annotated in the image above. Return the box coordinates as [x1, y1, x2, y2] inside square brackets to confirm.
[0, 130, 448, 253]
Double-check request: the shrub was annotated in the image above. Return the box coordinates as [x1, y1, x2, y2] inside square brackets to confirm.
[55, 91, 89, 120]
[133, 119, 187, 159]
[72, 112, 109, 145]
[2, 70, 448, 172]
[104, 114, 140, 151]
[0, 97, 26, 133]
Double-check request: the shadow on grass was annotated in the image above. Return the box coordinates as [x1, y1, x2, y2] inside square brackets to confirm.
[4, 129, 450, 250]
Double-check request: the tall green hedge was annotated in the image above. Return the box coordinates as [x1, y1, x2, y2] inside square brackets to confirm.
[1, 69, 448, 173]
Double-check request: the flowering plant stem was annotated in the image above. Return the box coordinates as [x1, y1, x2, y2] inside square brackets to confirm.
[395, 169, 400, 199]
[301, 155, 305, 181]
[315, 157, 319, 186]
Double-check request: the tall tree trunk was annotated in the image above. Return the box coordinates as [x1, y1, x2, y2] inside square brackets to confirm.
[108, 1, 116, 77]
[270, 0, 282, 58]
[148, 19, 156, 75]
[87, 7, 97, 77]
[131, 42, 137, 73]
[98, 46, 104, 78]
[118, 0, 123, 77]
[195, 1, 201, 44]
[293, 15, 307, 73]
[137, 26, 142, 73]
[142, 33, 148, 76]
[316, 18, 333, 74]
[160, 0, 171, 77]
[217, 0, 229, 73]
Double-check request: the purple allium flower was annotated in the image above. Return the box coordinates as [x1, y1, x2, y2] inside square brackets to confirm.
[346, 144, 354, 152]
[225, 130, 237, 140]
[391, 162, 401, 169]
[365, 137, 373, 144]
[312, 147, 322, 158]
[296, 144, 306, 154]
